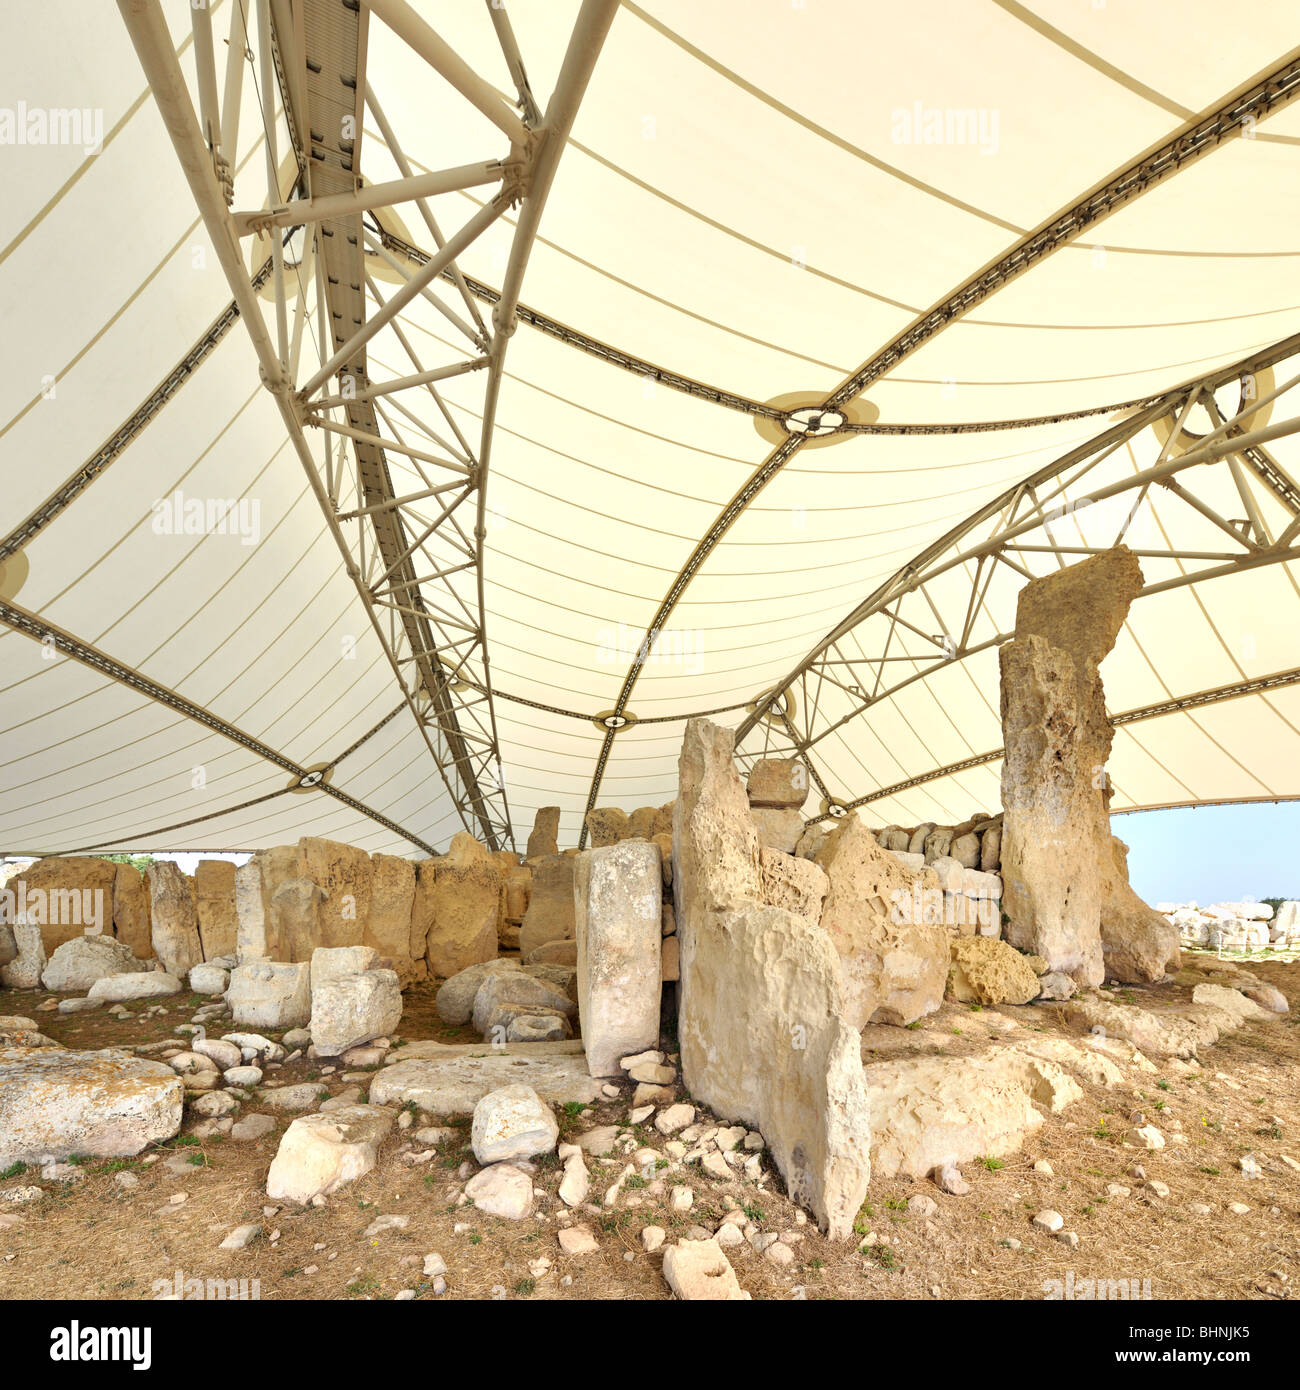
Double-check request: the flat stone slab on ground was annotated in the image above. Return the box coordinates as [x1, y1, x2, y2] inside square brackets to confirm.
[369, 1053, 604, 1115]
[0, 1045, 183, 1167]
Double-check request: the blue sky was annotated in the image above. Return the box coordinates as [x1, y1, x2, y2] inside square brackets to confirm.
[1113, 803, 1300, 906]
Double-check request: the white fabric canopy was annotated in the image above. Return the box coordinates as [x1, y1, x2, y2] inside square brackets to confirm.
[2, 0, 1298, 855]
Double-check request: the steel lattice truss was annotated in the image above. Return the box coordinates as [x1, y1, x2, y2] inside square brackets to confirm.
[115, 0, 620, 852]
[731, 335, 1300, 823]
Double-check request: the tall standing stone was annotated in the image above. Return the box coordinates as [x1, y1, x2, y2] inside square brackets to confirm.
[518, 853, 577, 959]
[409, 859, 436, 964]
[299, 838, 372, 948]
[999, 547, 1152, 986]
[366, 853, 416, 978]
[10, 857, 116, 954]
[673, 719, 870, 1239]
[425, 833, 498, 979]
[234, 859, 274, 961]
[112, 863, 152, 959]
[147, 862, 203, 979]
[574, 841, 662, 1077]
[193, 859, 238, 961]
[525, 807, 561, 860]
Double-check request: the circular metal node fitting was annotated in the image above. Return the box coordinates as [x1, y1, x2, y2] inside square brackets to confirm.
[592, 709, 638, 733]
[783, 406, 846, 437]
[745, 685, 798, 728]
[287, 762, 334, 794]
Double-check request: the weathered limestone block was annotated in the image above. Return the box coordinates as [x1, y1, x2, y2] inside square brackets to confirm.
[794, 823, 830, 861]
[0, 1046, 183, 1168]
[40, 935, 138, 993]
[574, 841, 663, 1077]
[471, 970, 576, 1039]
[310, 945, 379, 993]
[148, 862, 203, 979]
[922, 827, 953, 863]
[189, 962, 229, 994]
[518, 853, 577, 960]
[504, 865, 532, 922]
[299, 838, 371, 949]
[758, 847, 829, 922]
[436, 959, 529, 1025]
[0, 922, 46, 989]
[662, 1238, 751, 1300]
[746, 757, 809, 810]
[950, 833, 980, 869]
[366, 854, 415, 976]
[256, 846, 301, 958]
[749, 807, 804, 855]
[426, 833, 498, 979]
[684, 901, 871, 1240]
[525, 806, 561, 860]
[980, 825, 1002, 873]
[193, 859, 238, 961]
[311, 970, 403, 1056]
[999, 635, 1105, 984]
[626, 806, 659, 840]
[1099, 836, 1181, 983]
[470, 1084, 559, 1164]
[652, 803, 674, 837]
[266, 1104, 395, 1204]
[661, 935, 679, 980]
[527, 938, 577, 967]
[1001, 548, 1144, 987]
[226, 960, 312, 1030]
[879, 827, 910, 853]
[271, 878, 324, 963]
[234, 859, 273, 962]
[651, 833, 673, 886]
[673, 720, 868, 1238]
[410, 859, 436, 963]
[907, 824, 934, 856]
[87, 971, 182, 1001]
[672, 719, 761, 934]
[815, 814, 948, 1028]
[584, 807, 628, 848]
[112, 863, 152, 959]
[864, 1047, 1078, 1179]
[370, 1051, 604, 1114]
[5, 858, 116, 956]
[947, 937, 1040, 1005]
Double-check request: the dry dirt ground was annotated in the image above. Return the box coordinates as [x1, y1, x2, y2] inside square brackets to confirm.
[1, 953, 1298, 1302]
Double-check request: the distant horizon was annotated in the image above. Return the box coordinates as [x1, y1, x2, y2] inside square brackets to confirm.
[1114, 802, 1300, 906]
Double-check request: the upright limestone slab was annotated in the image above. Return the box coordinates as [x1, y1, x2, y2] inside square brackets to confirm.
[11, 857, 117, 954]
[815, 814, 947, 1027]
[193, 859, 238, 960]
[518, 853, 577, 959]
[1000, 547, 1152, 986]
[112, 863, 152, 959]
[147, 862, 203, 979]
[234, 859, 274, 961]
[672, 719, 870, 1239]
[425, 833, 498, 979]
[366, 853, 416, 978]
[574, 841, 662, 1077]
[525, 806, 561, 860]
[299, 838, 372, 949]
